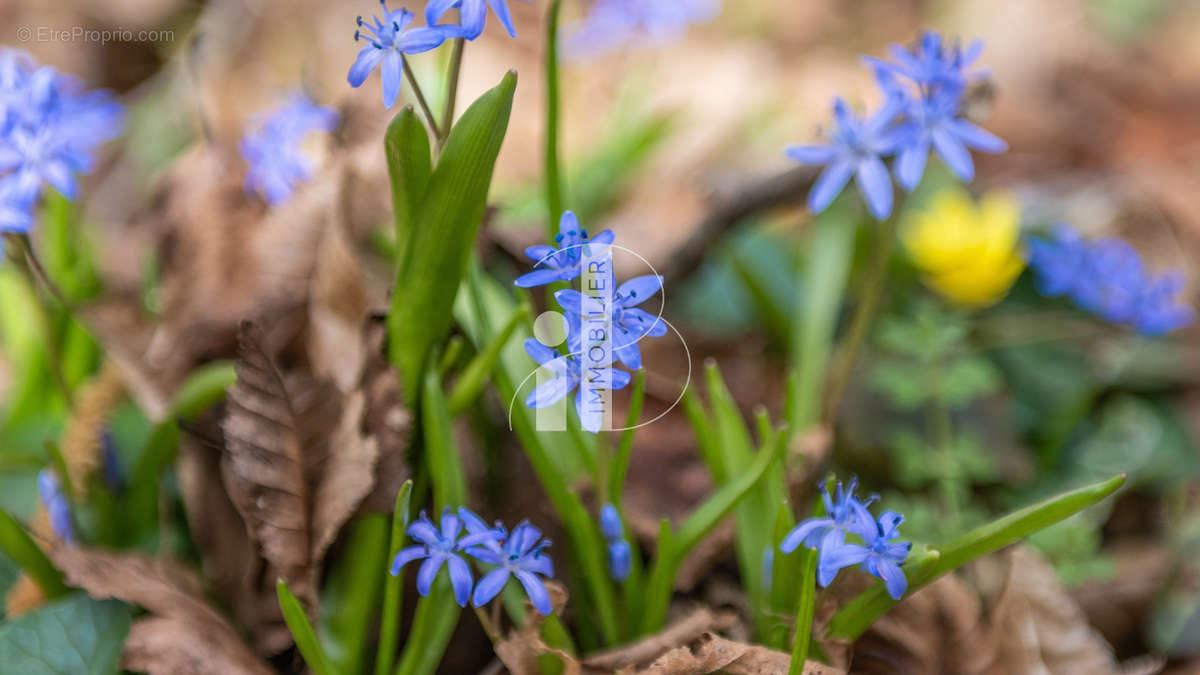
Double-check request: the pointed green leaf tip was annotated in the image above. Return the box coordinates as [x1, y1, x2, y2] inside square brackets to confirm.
[827, 473, 1126, 640]
[277, 578, 338, 675]
[388, 70, 518, 401]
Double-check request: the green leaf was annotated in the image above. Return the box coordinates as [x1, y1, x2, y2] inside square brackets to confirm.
[447, 304, 528, 415]
[0, 593, 129, 674]
[827, 473, 1127, 640]
[386, 106, 433, 271]
[640, 424, 788, 634]
[389, 71, 517, 397]
[375, 481, 413, 675]
[607, 368, 646, 505]
[394, 576, 460, 675]
[319, 515, 388, 675]
[453, 262, 619, 643]
[277, 578, 338, 675]
[0, 509, 67, 598]
[423, 370, 466, 510]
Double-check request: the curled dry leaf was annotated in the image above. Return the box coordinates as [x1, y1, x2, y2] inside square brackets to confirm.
[219, 321, 378, 653]
[981, 547, 1132, 675]
[494, 582, 579, 675]
[638, 632, 841, 675]
[584, 608, 738, 672]
[46, 544, 272, 675]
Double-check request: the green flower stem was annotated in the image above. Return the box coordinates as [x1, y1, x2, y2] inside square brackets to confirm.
[543, 0, 566, 237]
[5, 234, 73, 405]
[402, 55, 442, 140]
[824, 203, 904, 426]
[438, 37, 466, 150]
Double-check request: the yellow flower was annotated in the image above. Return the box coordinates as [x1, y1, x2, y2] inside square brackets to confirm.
[901, 187, 1025, 308]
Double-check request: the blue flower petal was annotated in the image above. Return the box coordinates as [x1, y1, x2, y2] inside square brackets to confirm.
[380, 51, 403, 109]
[931, 125, 974, 181]
[855, 154, 893, 220]
[415, 554, 445, 596]
[808, 159, 854, 214]
[390, 545, 427, 575]
[472, 568, 510, 607]
[514, 570, 553, 615]
[446, 555, 473, 607]
[348, 46, 384, 86]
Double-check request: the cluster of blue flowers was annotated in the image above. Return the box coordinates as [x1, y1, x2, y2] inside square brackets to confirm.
[391, 507, 556, 615]
[1027, 224, 1195, 336]
[0, 49, 123, 237]
[240, 95, 340, 206]
[37, 469, 74, 544]
[599, 503, 631, 582]
[562, 0, 720, 59]
[517, 211, 666, 432]
[781, 477, 912, 600]
[787, 31, 1005, 221]
[348, 0, 525, 109]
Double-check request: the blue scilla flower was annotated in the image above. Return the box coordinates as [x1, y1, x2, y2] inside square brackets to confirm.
[864, 31, 1005, 191]
[599, 503, 631, 581]
[868, 31, 985, 100]
[391, 508, 501, 606]
[0, 51, 122, 215]
[426, 0, 525, 40]
[599, 503, 623, 541]
[469, 521, 555, 615]
[556, 275, 667, 371]
[780, 477, 875, 554]
[786, 97, 905, 221]
[523, 338, 631, 433]
[37, 469, 74, 544]
[348, 1, 451, 109]
[240, 95, 339, 205]
[0, 181, 34, 234]
[1135, 273, 1195, 336]
[891, 87, 1006, 189]
[819, 511, 912, 600]
[563, 0, 720, 59]
[1026, 224, 1194, 336]
[515, 210, 614, 288]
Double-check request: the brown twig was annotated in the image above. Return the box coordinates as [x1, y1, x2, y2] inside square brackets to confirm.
[663, 166, 820, 287]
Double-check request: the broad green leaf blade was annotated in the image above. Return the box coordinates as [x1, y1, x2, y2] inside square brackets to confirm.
[386, 106, 433, 272]
[277, 579, 338, 675]
[0, 509, 67, 598]
[827, 473, 1127, 640]
[389, 71, 518, 396]
[375, 481, 413, 675]
[447, 303, 528, 415]
[640, 425, 788, 634]
[394, 576, 460, 675]
[0, 593, 129, 675]
[423, 370, 467, 509]
[786, 203, 855, 432]
[319, 515, 388, 675]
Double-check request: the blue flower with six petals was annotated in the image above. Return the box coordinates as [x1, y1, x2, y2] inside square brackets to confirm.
[515, 210, 614, 288]
[523, 338, 631, 432]
[348, 1, 452, 109]
[390, 508, 501, 607]
[469, 521, 555, 615]
[556, 274, 666, 371]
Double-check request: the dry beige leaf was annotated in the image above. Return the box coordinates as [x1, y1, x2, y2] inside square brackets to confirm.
[985, 547, 1124, 675]
[584, 608, 738, 671]
[47, 545, 271, 675]
[221, 321, 322, 611]
[217, 321, 382, 653]
[849, 573, 999, 675]
[495, 583, 580, 675]
[638, 632, 841, 675]
[309, 390, 379, 562]
[307, 200, 371, 393]
[356, 316, 415, 513]
[3, 573, 46, 618]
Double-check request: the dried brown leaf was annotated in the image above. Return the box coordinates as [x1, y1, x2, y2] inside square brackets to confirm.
[47, 545, 271, 675]
[584, 608, 738, 671]
[495, 583, 579, 675]
[985, 547, 1124, 675]
[309, 390, 379, 561]
[638, 632, 840, 675]
[221, 321, 320, 609]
